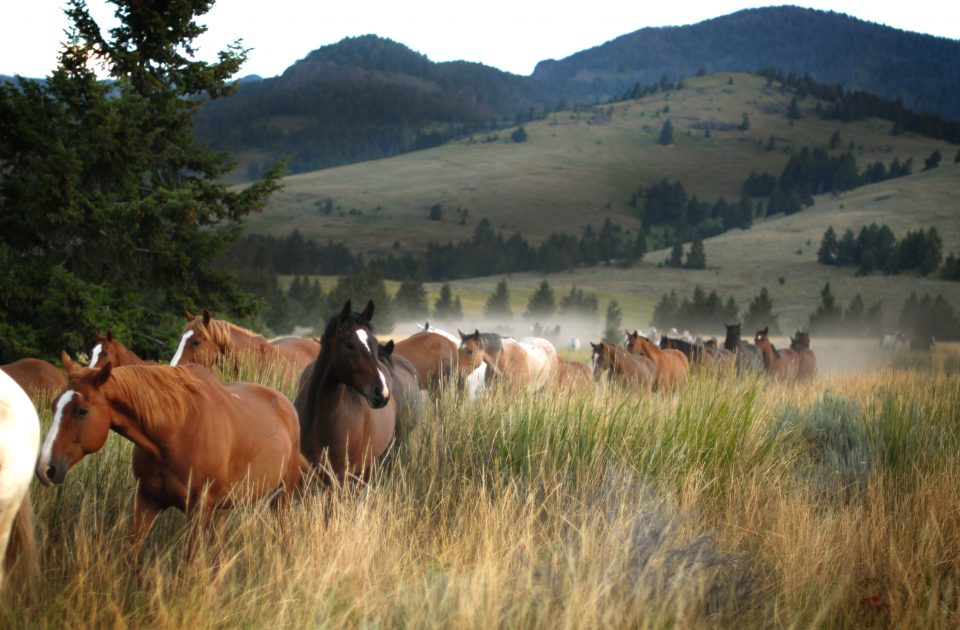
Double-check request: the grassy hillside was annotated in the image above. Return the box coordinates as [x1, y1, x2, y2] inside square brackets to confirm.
[245, 73, 954, 260]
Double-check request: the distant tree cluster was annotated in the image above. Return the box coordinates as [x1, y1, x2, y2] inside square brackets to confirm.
[899, 292, 960, 341]
[941, 253, 960, 282]
[807, 283, 883, 337]
[664, 235, 707, 269]
[817, 225, 943, 276]
[757, 68, 960, 144]
[629, 179, 755, 238]
[651, 286, 739, 332]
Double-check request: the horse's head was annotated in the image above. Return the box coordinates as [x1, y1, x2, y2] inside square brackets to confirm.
[322, 300, 391, 409]
[88, 330, 116, 368]
[754, 327, 771, 349]
[590, 341, 616, 376]
[37, 353, 115, 487]
[171, 308, 221, 367]
[457, 329, 485, 374]
[624, 331, 649, 356]
[792, 331, 811, 350]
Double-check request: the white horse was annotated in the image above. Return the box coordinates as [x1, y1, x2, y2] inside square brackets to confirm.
[415, 321, 461, 345]
[880, 332, 907, 352]
[0, 369, 39, 595]
[567, 336, 581, 351]
[518, 336, 560, 390]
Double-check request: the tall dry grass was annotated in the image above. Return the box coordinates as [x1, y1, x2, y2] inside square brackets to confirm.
[6, 349, 960, 628]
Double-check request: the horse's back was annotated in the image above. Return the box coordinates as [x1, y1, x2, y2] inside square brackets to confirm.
[271, 337, 320, 368]
[798, 348, 817, 380]
[0, 358, 66, 399]
[518, 337, 560, 385]
[395, 332, 457, 389]
[557, 360, 591, 387]
[383, 355, 421, 442]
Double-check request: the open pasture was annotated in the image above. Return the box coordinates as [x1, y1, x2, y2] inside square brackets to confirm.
[7, 343, 960, 628]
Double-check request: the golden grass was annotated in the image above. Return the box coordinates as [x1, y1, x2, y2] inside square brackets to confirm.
[9, 347, 960, 628]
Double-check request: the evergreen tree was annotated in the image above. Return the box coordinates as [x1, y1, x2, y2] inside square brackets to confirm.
[740, 112, 750, 131]
[484, 279, 512, 318]
[652, 291, 680, 328]
[918, 227, 943, 275]
[559, 285, 599, 317]
[787, 96, 801, 120]
[828, 130, 842, 149]
[392, 276, 428, 321]
[524, 280, 556, 319]
[684, 235, 707, 269]
[658, 119, 674, 145]
[743, 287, 780, 335]
[0, 0, 284, 360]
[325, 269, 394, 333]
[668, 242, 684, 268]
[843, 294, 865, 332]
[818, 226, 839, 264]
[433, 283, 459, 321]
[603, 299, 623, 343]
[809, 282, 842, 334]
[923, 149, 942, 171]
[511, 126, 528, 143]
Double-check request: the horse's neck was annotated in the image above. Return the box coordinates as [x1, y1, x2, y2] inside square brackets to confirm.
[225, 323, 270, 355]
[724, 335, 739, 351]
[120, 346, 147, 365]
[758, 342, 777, 365]
[104, 388, 165, 460]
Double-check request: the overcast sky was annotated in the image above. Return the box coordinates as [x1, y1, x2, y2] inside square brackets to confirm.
[3, 1, 958, 79]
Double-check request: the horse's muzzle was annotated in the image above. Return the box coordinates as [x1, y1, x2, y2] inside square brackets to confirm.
[37, 458, 68, 487]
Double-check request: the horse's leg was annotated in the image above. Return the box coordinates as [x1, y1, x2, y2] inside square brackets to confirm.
[128, 489, 161, 583]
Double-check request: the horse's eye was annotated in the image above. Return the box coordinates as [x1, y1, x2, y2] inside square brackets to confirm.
[75, 407, 88, 418]
[102, 351, 109, 357]
[346, 341, 356, 350]
[192, 340, 202, 347]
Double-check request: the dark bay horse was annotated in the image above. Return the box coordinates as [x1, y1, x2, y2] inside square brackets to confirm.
[754, 328, 800, 381]
[624, 331, 689, 389]
[457, 330, 560, 391]
[393, 325, 458, 391]
[0, 358, 66, 401]
[723, 323, 763, 373]
[88, 331, 156, 368]
[295, 301, 418, 483]
[591, 341, 656, 391]
[790, 331, 818, 380]
[36, 355, 302, 568]
[172, 309, 319, 385]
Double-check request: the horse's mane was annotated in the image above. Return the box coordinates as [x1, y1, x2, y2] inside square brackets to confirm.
[192, 317, 264, 350]
[107, 365, 207, 432]
[478, 332, 503, 352]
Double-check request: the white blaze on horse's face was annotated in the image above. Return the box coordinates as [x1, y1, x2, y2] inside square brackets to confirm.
[170, 330, 194, 366]
[89, 343, 103, 368]
[355, 328, 373, 354]
[40, 390, 76, 468]
[355, 328, 389, 400]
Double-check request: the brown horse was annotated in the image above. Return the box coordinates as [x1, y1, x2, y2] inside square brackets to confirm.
[590, 341, 656, 390]
[659, 335, 735, 372]
[171, 309, 319, 385]
[36, 356, 302, 568]
[393, 326, 458, 391]
[754, 328, 800, 381]
[88, 331, 155, 368]
[457, 330, 560, 391]
[625, 331, 689, 389]
[295, 301, 417, 483]
[790, 331, 818, 380]
[557, 359, 593, 387]
[0, 358, 66, 401]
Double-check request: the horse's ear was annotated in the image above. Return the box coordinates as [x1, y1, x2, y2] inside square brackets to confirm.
[339, 300, 352, 323]
[361, 300, 374, 322]
[106, 330, 114, 341]
[382, 339, 395, 355]
[61, 351, 79, 376]
[590, 341, 600, 350]
[182, 307, 194, 321]
[458, 329, 467, 340]
[202, 308, 211, 326]
[472, 329, 480, 339]
[762, 326, 768, 335]
[93, 361, 112, 387]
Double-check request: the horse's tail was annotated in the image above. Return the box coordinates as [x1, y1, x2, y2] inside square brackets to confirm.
[3, 493, 38, 600]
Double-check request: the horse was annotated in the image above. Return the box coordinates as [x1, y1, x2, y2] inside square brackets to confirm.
[590, 341, 656, 390]
[723, 323, 763, 373]
[754, 328, 800, 381]
[393, 324, 458, 391]
[457, 330, 560, 391]
[556, 359, 592, 387]
[377, 340, 422, 442]
[879, 332, 908, 352]
[171, 308, 320, 385]
[88, 331, 156, 368]
[0, 358, 66, 401]
[660, 335, 735, 373]
[36, 355, 302, 569]
[295, 300, 417, 483]
[0, 370, 39, 596]
[790, 331, 818, 380]
[624, 331, 689, 389]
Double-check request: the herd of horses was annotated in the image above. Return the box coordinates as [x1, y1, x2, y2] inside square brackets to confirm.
[0, 300, 818, 592]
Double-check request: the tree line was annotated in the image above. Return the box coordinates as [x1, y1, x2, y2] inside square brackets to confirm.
[817, 224, 943, 276]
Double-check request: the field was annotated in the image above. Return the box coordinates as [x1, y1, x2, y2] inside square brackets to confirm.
[242, 73, 956, 258]
[8, 343, 960, 627]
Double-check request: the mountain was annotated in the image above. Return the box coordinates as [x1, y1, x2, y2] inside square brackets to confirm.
[195, 7, 959, 179]
[533, 6, 960, 119]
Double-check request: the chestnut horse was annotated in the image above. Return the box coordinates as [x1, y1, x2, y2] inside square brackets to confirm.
[625, 331, 689, 389]
[557, 360, 593, 387]
[36, 356, 302, 567]
[754, 328, 800, 381]
[295, 301, 418, 483]
[457, 330, 560, 391]
[591, 341, 656, 390]
[790, 331, 818, 380]
[171, 309, 319, 385]
[0, 358, 66, 401]
[88, 331, 155, 368]
[394, 324, 458, 391]
[0, 370, 39, 595]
